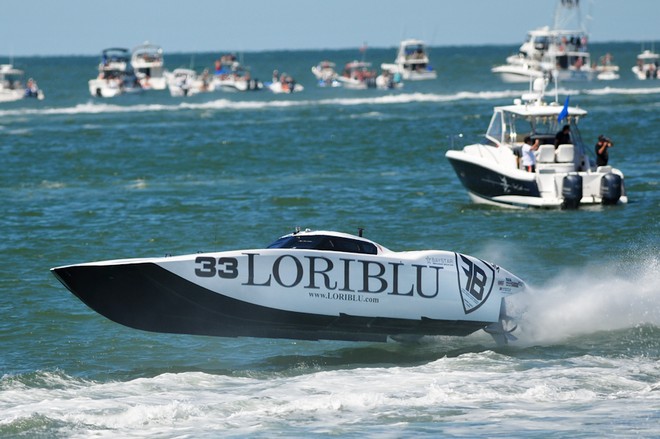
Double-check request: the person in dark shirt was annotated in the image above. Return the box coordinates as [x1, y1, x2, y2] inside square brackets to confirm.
[595, 135, 613, 167]
[554, 124, 571, 147]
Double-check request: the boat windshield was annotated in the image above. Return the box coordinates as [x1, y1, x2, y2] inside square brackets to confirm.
[268, 235, 378, 255]
[485, 111, 504, 145]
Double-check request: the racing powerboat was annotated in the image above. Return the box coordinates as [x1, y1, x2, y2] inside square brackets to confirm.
[131, 42, 167, 90]
[445, 78, 627, 209]
[51, 228, 525, 344]
[88, 48, 142, 98]
[381, 39, 437, 80]
[631, 49, 659, 80]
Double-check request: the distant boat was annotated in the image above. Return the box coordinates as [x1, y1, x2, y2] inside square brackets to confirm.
[212, 54, 262, 92]
[0, 64, 44, 102]
[267, 71, 303, 93]
[88, 48, 142, 98]
[311, 60, 341, 87]
[337, 61, 377, 89]
[595, 53, 619, 81]
[381, 39, 437, 80]
[631, 48, 659, 80]
[491, 27, 548, 83]
[165, 68, 214, 97]
[492, 1, 595, 82]
[131, 42, 167, 90]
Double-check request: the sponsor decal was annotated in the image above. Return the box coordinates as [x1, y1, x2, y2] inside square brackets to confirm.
[455, 253, 495, 314]
[497, 277, 524, 293]
[193, 253, 447, 299]
[425, 255, 454, 267]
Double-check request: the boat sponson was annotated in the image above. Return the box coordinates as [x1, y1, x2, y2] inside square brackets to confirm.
[52, 263, 488, 342]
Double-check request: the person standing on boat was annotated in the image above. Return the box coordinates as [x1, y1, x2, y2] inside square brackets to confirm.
[595, 135, 613, 167]
[522, 136, 540, 172]
[554, 124, 571, 147]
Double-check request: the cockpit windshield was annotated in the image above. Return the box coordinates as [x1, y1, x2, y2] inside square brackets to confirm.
[268, 235, 378, 255]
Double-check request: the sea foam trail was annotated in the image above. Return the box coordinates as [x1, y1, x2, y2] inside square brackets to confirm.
[0, 91, 518, 117]
[584, 86, 660, 95]
[2, 87, 660, 118]
[511, 253, 660, 345]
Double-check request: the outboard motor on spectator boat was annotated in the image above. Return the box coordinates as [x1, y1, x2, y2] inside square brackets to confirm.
[561, 174, 583, 209]
[600, 173, 622, 205]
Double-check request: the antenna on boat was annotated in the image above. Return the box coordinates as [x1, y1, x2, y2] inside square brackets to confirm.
[359, 41, 368, 62]
[358, 227, 364, 237]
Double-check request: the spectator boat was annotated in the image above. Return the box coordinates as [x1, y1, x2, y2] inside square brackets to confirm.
[0, 64, 44, 102]
[381, 39, 437, 80]
[165, 68, 214, 97]
[445, 78, 627, 209]
[131, 42, 167, 90]
[631, 48, 659, 80]
[88, 48, 142, 98]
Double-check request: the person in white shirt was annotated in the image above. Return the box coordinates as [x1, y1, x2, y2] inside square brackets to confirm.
[521, 136, 540, 172]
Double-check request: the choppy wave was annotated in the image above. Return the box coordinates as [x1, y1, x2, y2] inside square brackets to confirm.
[2, 347, 659, 438]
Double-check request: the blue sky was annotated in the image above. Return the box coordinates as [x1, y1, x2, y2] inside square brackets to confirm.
[2, 0, 658, 56]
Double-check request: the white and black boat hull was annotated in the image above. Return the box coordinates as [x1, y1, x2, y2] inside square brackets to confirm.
[52, 247, 524, 342]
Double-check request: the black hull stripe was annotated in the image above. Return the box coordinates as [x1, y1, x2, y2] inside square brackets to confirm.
[52, 263, 489, 342]
[447, 157, 540, 198]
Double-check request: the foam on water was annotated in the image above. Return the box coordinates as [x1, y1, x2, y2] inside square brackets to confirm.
[2, 86, 659, 119]
[0, 89, 563, 118]
[2, 350, 658, 438]
[584, 86, 660, 95]
[511, 252, 660, 345]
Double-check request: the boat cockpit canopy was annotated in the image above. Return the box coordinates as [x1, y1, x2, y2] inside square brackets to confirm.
[486, 108, 585, 148]
[268, 234, 378, 255]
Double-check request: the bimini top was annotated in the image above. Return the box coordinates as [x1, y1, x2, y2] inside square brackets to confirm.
[267, 229, 390, 255]
[494, 77, 587, 119]
[495, 101, 587, 118]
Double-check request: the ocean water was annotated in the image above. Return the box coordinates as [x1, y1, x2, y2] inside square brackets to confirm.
[1, 43, 659, 438]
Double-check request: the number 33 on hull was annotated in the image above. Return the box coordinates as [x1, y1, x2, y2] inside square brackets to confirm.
[51, 229, 525, 344]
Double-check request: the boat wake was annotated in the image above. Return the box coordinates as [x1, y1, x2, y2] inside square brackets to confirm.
[583, 86, 660, 96]
[509, 250, 660, 346]
[0, 92, 520, 117]
[2, 86, 660, 118]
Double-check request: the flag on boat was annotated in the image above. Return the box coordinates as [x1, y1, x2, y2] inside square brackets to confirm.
[558, 96, 570, 122]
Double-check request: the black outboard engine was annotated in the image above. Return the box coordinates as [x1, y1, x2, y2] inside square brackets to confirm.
[561, 174, 583, 209]
[600, 173, 622, 205]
